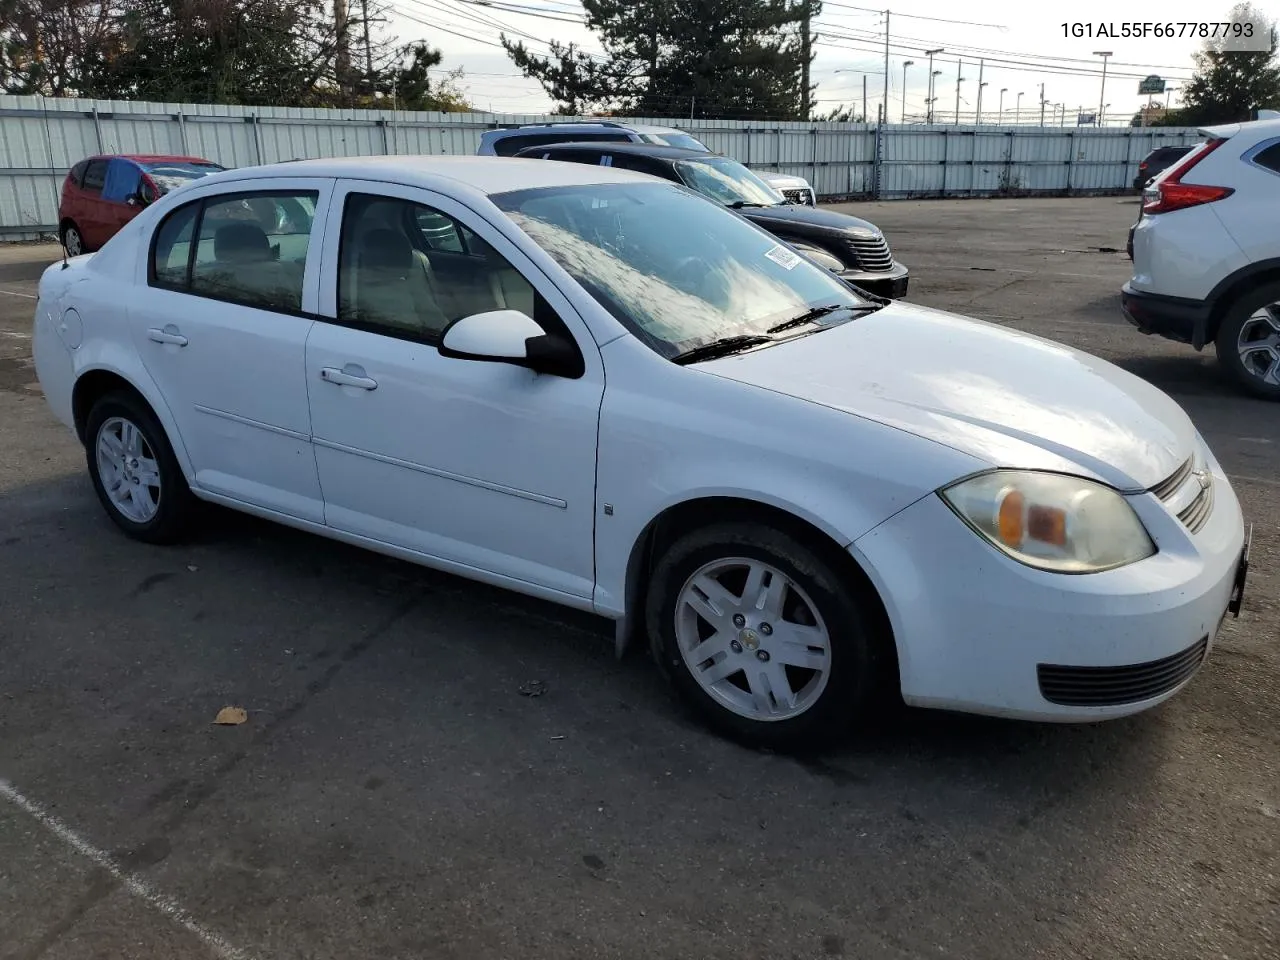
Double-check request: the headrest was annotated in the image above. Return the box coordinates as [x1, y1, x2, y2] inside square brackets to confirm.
[358, 228, 413, 273]
[214, 222, 271, 263]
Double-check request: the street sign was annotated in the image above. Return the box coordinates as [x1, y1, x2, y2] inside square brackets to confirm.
[1138, 75, 1166, 95]
[1077, 112, 1097, 125]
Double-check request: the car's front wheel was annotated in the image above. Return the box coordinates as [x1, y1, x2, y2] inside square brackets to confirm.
[645, 521, 891, 750]
[1215, 281, 1280, 401]
[84, 391, 197, 543]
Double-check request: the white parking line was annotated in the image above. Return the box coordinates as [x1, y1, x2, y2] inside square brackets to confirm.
[0, 288, 36, 299]
[0, 778, 256, 960]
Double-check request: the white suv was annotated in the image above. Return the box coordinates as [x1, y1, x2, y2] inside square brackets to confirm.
[1122, 113, 1280, 399]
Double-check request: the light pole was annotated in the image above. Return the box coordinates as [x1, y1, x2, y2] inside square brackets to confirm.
[955, 58, 965, 124]
[1102, 103, 1111, 126]
[833, 69, 870, 122]
[999, 87, 1007, 124]
[901, 60, 914, 124]
[924, 47, 944, 123]
[977, 79, 988, 125]
[1039, 83, 1046, 126]
[1016, 90, 1024, 124]
[1094, 51, 1112, 127]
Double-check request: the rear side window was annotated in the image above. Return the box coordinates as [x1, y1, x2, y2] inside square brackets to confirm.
[148, 190, 319, 313]
[1250, 141, 1280, 174]
[68, 160, 88, 186]
[81, 159, 107, 192]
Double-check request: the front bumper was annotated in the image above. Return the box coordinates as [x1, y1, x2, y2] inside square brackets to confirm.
[851, 452, 1246, 721]
[841, 262, 909, 300]
[1120, 282, 1211, 347]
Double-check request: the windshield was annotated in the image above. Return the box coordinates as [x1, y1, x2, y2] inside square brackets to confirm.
[142, 161, 226, 195]
[672, 157, 785, 207]
[640, 132, 710, 151]
[492, 182, 867, 359]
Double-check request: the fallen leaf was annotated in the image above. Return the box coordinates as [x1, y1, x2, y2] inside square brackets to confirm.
[214, 706, 248, 725]
[518, 680, 547, 698]
[187, 565, 199, 572]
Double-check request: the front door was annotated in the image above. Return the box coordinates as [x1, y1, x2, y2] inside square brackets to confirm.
[304, 181, 604, 601]
[129, 177, 332, 522]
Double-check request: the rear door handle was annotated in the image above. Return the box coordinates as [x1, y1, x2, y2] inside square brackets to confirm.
[320, 366, 378, 390]
[146, 326, 188, 346]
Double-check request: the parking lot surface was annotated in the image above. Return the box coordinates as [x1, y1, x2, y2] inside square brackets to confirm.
[1, 197, 1276, 960]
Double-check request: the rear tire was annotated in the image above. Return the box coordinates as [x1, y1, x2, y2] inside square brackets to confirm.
[645, 521, 891, 752]
[84, 391, 197, 544]
[61, 222, 86, 257]
[1214, 281, 1280, 401]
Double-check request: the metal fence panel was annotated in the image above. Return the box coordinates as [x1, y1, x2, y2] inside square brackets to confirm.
[0, 94, 1203, 238]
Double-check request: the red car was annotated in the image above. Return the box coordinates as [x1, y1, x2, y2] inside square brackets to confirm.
[58, 154, 226, 256]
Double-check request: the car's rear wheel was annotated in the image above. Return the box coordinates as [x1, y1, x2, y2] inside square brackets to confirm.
[1215, 281, 1280, 401]
[645, 521, 890, 751]
[85, 391, 197, 543]
[62, 222, 85, 257]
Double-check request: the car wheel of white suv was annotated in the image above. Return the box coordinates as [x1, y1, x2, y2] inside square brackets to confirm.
[1214, 281, 1280, 401]
[645, 520, 892, 751]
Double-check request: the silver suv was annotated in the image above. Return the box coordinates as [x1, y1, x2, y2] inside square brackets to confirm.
[476, 121, 817, 206]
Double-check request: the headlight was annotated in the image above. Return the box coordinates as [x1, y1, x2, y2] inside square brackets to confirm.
[790, 242, 845, 273]
[939, 470, 1156, 573]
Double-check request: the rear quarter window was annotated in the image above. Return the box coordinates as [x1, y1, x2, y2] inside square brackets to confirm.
[1249, 141, 1280, 174]
[81, 159, 108, 192]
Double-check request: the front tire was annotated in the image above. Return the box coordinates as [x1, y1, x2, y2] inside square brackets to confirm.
[1214, 281, 1280, 401]
[645, 521, 890, 751]
[84, 391, 197, 544]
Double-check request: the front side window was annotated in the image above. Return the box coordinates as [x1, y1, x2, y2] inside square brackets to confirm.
[673, 157, 785, 207]
[149, 190, 318, 312]
[336, 193, 541, 344]
[102, 159, 143, 204]
[493, 182, 867, 359]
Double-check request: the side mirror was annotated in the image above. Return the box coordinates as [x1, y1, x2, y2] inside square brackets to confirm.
[439, 309, 583, 378]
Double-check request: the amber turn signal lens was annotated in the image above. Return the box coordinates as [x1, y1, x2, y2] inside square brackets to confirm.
[1028, 505, 1067, 546]
[997, 489, 1024, 546]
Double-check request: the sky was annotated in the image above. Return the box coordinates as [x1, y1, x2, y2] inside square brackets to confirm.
[383, 0, 1278, 124]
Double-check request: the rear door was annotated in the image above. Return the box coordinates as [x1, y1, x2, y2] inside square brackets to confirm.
[130, 177, 332, 521]
[77, 158, 109, 247]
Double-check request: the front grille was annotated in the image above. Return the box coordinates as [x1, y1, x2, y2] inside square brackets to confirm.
[782, 188, 815, 206]
[1038, 636, 1209, 706]
[1149, 453, 1215, 534]
[845, 235, 894, 272]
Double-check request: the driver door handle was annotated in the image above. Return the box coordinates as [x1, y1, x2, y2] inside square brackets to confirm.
[320, 366, 378, 390]
[146, 326, 188, 346]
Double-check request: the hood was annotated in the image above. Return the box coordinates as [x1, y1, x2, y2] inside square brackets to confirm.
[700, 302, 1194, 491]
[741, 203, 881, 239]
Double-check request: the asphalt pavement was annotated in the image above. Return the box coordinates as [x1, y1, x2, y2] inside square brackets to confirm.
[0, 197, 1276, 960]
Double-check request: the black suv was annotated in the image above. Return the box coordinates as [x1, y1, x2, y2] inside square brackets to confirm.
[1133, 145, 1193, 193]
[513, 141, 909, 299]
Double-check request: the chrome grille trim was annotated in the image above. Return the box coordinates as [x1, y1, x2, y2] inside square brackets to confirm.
[1150, 457, 1193, 501]
[845, 236, 894, 272]
[1178, 480, 1215, 534]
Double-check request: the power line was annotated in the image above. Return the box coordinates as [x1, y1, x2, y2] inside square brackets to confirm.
[820, 2, 1006, 29]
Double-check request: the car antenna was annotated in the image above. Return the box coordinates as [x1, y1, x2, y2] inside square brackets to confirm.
[39, 94, 69, 269]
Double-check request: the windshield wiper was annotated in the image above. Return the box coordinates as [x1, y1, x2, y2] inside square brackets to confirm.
[728, 200, 771, 209]
[766, 303, 875, 334]
[670, 334, 775, 365]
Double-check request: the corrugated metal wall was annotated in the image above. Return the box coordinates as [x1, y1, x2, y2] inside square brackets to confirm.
[0, 95, 1202, 239]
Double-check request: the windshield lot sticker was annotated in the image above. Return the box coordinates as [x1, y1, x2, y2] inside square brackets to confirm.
[765, 245, 802, 270]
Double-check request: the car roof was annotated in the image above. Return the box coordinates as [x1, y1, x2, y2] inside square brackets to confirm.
[522, 141, 713, 161]
[84, 154, 218, 164]
[488, 121, 689, 136]
[191, 155, 658, 195]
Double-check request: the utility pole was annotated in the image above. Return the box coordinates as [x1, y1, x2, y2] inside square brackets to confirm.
[924, 48, 943, 123]
[1039, 82, 1046, 126]
[882, 10, 890, 128]
[361, 0, 374, 100]
[801, 1, 812, 118]
[863, 75, 867, 124]
[1094, 51, 1112, 127]
[901, 60, 914, 123]
[1016, 91, 1024, 123]
[976, 60, 986, 125]
[955, 58, 963, 125]
[334, 0, 351, 106]
[999, 87, 1007, 124]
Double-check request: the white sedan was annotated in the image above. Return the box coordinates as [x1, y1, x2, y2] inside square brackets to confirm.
[32, 157, 1251, 749]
